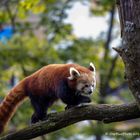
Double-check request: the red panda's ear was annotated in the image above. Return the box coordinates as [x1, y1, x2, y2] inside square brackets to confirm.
[68, 67, 80, 80]
[89, 62, 96, 73]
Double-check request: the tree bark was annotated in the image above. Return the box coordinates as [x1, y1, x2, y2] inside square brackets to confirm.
[115, 0, 140, 109]
[0, 102, 140, 140]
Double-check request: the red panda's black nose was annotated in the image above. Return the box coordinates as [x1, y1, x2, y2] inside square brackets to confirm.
[88, 90, 92, 94]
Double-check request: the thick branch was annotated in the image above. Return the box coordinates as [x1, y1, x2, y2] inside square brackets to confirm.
[0, 102, 140, 140]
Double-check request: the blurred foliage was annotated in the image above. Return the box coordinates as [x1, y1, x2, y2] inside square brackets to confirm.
[0, 0, 139, 140]
[90, 0, 116, 15]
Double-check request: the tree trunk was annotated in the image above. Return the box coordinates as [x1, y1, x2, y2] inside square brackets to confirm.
[115, 0, 140, 109]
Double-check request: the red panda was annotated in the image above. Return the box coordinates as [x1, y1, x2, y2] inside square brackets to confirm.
[0, 63, 96, 133]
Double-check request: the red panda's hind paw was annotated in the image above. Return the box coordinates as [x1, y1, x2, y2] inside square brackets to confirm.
[40, 116, 48, 121]
[31, 113, 40, 124]
[0, 124, 4, 134]
[31, 113, 48, 124]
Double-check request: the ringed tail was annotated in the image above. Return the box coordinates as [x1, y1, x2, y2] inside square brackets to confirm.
[0, 79, 27, 134]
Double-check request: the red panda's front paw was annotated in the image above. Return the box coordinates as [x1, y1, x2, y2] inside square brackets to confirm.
[65, 105, 75, 110]
[77, 103, 90, 107]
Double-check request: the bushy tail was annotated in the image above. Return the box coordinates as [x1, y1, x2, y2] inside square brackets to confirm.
[0, 80, 27, 133]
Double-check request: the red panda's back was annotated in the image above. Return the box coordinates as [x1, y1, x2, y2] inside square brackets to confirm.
[25, 64, 91, 96]
[25, 64, 70, 96]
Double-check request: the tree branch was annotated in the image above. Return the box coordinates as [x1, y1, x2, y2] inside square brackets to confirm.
[104, 4, 115, 59]
[4, 1, 18, 32]
[0, 102, 139, 140]
[108, 82, 127, 95]
[104, 55, 118, 91]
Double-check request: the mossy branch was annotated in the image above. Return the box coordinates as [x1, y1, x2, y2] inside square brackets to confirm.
[0, 102, 140, 140]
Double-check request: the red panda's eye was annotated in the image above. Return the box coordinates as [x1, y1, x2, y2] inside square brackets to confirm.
[85, 85, 88, 87]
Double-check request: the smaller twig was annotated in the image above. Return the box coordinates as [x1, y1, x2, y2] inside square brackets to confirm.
[113, 47, 123, 55]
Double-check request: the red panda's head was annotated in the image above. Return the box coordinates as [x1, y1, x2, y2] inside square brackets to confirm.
[67, 63, 96, 96]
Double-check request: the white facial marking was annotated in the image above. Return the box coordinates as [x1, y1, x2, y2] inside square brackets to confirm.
[90, 86, 94, 92]
[77, 83, 84, 91]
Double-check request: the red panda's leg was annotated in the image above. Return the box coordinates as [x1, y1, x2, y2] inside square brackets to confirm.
[29, 95, 48, 124]
[31, 104, 47, 123]
[31, 113, 40, 124]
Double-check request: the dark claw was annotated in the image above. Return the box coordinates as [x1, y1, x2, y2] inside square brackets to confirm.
[65, 105, 75, 110]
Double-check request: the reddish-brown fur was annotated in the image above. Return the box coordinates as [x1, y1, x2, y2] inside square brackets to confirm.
[0, 80, 27, 133]
[26, 64, 92, 96]
[0, 64, 94, 133]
